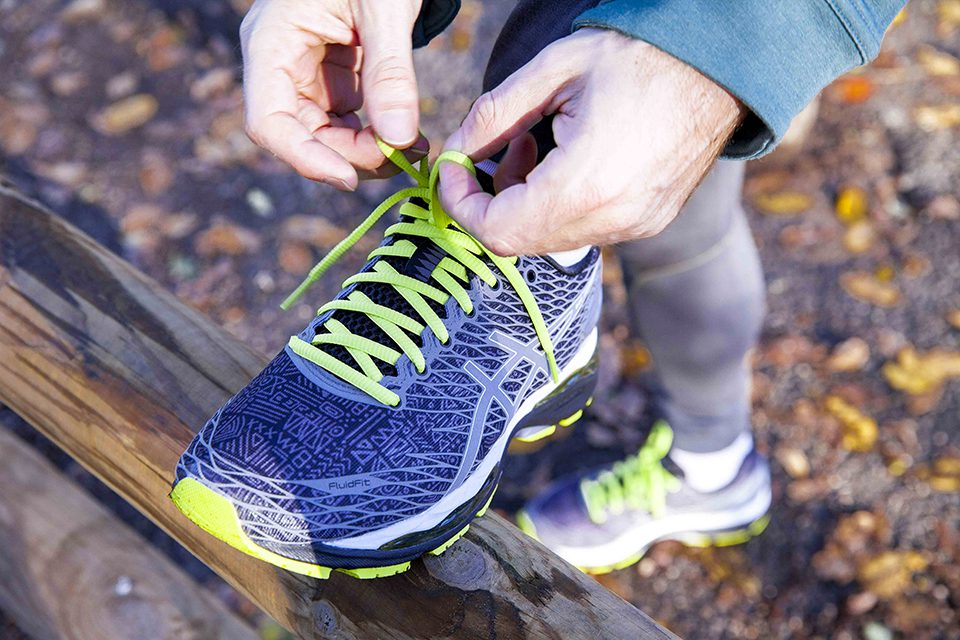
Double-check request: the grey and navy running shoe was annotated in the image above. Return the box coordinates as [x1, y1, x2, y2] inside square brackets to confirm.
[517, 422, 771, 574]
[170, 145, 602, 579]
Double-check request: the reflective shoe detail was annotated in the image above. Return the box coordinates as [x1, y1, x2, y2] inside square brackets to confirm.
[518, 431, 772, 574]
[172, 142, 603, 578]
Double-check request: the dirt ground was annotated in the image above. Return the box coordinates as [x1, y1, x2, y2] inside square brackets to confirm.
[1, 0, 959, 638]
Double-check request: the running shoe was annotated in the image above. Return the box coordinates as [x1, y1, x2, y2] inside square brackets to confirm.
[517, 422, 771, 574]
[171, 142, 602, 579]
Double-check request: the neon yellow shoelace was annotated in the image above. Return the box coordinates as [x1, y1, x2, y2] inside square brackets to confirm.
[580, 421, 681, 524]
[281, 139, 559, 407]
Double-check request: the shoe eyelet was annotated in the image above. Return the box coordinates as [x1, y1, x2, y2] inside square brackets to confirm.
[525, 268, 537, 283]
[488, 279, 501, 292]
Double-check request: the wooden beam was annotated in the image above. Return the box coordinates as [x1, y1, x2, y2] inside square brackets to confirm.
[0, 183, 675, 640]
[0, 428, 259, 640]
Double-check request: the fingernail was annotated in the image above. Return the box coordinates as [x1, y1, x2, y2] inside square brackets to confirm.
[377, 110, 415, 146]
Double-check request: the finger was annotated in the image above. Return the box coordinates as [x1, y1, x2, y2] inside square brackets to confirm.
[314, 124, 429, 177]
[440, 145, 582, 256]
[356, 2, 419, 147]
[244, 45, 359, 187]
[493, 133, 537, 193]
[444, 44, 576, 161]
[297, 63, 361, 114]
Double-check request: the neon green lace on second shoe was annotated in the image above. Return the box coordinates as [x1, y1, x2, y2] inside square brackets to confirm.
[580, 421, 681, 524]
[281, 139, 559, 407]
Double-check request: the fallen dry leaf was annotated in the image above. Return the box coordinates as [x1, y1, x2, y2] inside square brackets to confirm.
[915, 456, 960, 492]
[827, 337, 871, 372]
[833, 75, 874, 104]
[913, 104, 960, 131]
[753, 190, 813, 216]
[620, 340, 652, 377]
[938, 0, 960, 37]
[94, 94, 159, 135]
[840, 271, 902, 307]
[836, 186, 869, 225]
[195, 223, 261, 257]
[917, 45, 960, 76]
[858, 551, 928, 600]
[279, 241, 314, 275]
[882, 346, 960, 395]
[948, 309, 960, 329]
[825, 395, 878, 452]
[281, 215, 348, 249]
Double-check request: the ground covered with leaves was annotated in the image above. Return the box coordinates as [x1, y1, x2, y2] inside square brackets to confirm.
[1, 0, 958, 638]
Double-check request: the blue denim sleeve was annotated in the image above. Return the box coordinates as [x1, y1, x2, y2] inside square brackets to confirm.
[573, 0, 906, 158]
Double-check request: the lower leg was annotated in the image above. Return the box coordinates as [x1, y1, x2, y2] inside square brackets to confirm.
[616, 161, 764, 460]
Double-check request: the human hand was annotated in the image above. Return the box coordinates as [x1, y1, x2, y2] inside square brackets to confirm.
[438, 28, 747, 256]
[240, 0, 426, 190]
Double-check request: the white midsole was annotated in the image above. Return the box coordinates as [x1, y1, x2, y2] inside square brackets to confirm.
[553, 481, 772, 569]
[332, 328, 599, 550]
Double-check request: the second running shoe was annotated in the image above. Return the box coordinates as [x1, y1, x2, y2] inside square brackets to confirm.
[171, 142, 602, 579]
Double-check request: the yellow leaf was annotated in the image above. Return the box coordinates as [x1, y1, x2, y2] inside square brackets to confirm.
[913, 104, 960, 131]
[753, 191, 813, 216]
[858, 551, 928, 600]
[917, 46, 960, 76]
[825, 395, 878, 452]
[840, 271, 902, 307]
[882, 346, 960, 396]
[938, 0, 960, 35]
[836, 186, 868, 224]
[916, 456, 960, 492]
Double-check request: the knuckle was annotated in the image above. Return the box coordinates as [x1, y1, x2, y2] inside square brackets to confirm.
[469, 93, 499, 135]
[367, 56, 414, 96]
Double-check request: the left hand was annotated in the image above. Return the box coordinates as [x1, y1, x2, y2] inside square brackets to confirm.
[438, 28, 747, 256]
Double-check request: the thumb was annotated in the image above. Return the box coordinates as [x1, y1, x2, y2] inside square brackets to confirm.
[357, 2, 420, 148]
[445, 45, 575, 160]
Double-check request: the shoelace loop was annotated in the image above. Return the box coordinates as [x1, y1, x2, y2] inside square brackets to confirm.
[281, 139, 559, 407]
[580, 421, 681, 524]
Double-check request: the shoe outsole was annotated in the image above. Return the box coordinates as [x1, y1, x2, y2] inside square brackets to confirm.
[516, 511, 771, 576]
[511, 398, 591, 444]
[170, 476, 499, 580]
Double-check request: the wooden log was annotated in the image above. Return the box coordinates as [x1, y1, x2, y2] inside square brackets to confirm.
[0, 183, 675, 640]
[0, 428, 259, 640]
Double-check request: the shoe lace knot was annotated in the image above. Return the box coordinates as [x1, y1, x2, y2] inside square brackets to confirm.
[580, 421, 681, 524]
[280, 139, 559, 407]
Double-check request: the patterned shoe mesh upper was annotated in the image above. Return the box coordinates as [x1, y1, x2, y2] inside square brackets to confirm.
[177, 250, 602, 558]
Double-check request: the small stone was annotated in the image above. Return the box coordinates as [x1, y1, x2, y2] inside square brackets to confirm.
[841, 221, 876, 254]
[246, 188, 274, 218]
[105, 71, 139, 99]
[62, 0, 105, 22]
[190, 68, 235, 101]
[139, 151, 174, 196]
[775, 446, 810, 479]
[924, 194, 960, 220]
[827, 337, 871, 373]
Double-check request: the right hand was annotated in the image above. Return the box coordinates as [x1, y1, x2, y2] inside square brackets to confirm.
[240, 0, 426, 190]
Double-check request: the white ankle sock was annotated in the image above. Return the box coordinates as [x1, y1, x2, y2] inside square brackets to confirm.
[668, 432, 753, 493]
[548, 246, 592, 267]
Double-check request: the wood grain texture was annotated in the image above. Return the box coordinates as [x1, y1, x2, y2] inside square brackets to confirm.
[0, 183, 675, 640]
[0, 428, 259, 640]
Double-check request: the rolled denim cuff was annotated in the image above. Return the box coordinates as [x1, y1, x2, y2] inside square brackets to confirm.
[574, 0, 902, 159]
